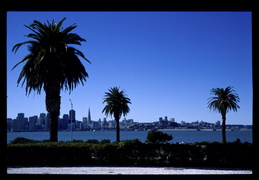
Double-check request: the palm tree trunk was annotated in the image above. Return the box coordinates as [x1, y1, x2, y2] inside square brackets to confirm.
[222, 113, 227, 143]
[115, 119, 120, 142]
[49, 112, 59, 142]
[45, 81, 61, 142]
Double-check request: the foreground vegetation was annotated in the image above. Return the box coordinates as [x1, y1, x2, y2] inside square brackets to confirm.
[7, 137, 252, 169]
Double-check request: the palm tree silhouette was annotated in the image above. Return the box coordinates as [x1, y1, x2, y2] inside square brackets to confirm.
[12, 18, 91, 142]
[207, 86, 240, 143]
[102, 87, 131, 142]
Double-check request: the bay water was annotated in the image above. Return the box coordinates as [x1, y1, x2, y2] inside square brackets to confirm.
[7, 130, 252, 143]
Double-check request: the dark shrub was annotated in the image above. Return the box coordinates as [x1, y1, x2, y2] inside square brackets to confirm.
[6, 140, 252, 168]
[116, 139, 144, 165]
[10, 137, 39, 144]
[85, 139, 99, 143]
[90, 143, 119, 165]
[42, 139, 51, 142]
[146, 130, 173, 144]
[71, 139, 84, 143]
[100, 139, 111, 144]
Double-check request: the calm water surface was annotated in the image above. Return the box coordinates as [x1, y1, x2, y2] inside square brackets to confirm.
[7, 130, 252, 143]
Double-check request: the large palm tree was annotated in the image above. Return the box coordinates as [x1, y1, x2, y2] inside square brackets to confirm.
[207, 86, 240, 143]
[102, 87, 131, 142]
[12, 18, 90, 142]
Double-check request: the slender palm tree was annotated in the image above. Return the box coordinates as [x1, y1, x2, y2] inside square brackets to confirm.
[207, 86, 240, 143]
[12, 18, 90, 142]
[102, 87, 131, 142]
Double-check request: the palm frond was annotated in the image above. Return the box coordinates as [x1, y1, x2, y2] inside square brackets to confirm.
[56, 17, 66, 29]
[12, 40, 38, 53]
[12, 18, 90, 95]
[11, 54, 32, 70]
[62, 23, 77, 34]
[102, 87, 131, 120]
[207, 86, 240, 115]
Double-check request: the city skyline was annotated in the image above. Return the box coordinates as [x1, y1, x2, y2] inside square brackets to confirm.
[7, 11, 252, 125]
[7, 108, 252, 134]
[7, 108, 253, 126]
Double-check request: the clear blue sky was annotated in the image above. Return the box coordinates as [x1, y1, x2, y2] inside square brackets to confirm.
[7, 11, 252, 125]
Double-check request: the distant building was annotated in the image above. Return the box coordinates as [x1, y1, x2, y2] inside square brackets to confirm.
[63, 114, 69, 129]
[87, 108, 91, 124]
[17, 113, 25, 121]
[12, 113, 26, 131]
[29, 116, 37, 130]
[7, 118, 12, 131]
[181, 121, 186, 126]
[82, 117, 87, 123]
[215, 120, 221, 126]
[12, 118, 22, 131]
[101, 117, 108, 129]
[38, 113, 46, 126]
[159, 117, 163, 123]
[98, 118, 102, 127]
[68, 123, 75, 131]
[79, 122, 86, 130]
[69, 109, 76, 123]
[90, 121, 99, 129]
[108, 120, 116, 129]
[44, 113, 50, 130]
[170, 118, 175, 122]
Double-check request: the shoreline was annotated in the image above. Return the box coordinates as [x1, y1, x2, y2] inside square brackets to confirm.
[159, 128, 252, 131]
[7, 128, 253, 133]
[7, 166, 252, 175]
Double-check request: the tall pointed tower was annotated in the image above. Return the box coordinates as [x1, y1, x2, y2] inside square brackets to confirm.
[87, 108, 91, 124]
